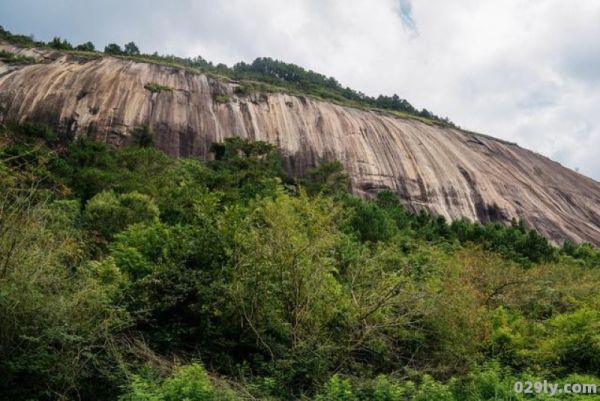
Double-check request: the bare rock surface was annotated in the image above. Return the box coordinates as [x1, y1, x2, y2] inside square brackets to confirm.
[1, 42, 600, 245]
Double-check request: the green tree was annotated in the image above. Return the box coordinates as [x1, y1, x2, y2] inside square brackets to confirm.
[105, 43, 123, 55]
[120, 363, 238, 401]
[48, 36, 73, 50]
[540, 307, 600, 374]
[0, 190, 128, 400]
[228, 191, 346, 390]
[347, 198, 397, 242]
[132, 125, 155, 148]
[75, 41, 95, 51]
[124, 41, 141, 56]
[208, 137, 285, 201]
[303, 160, 349, 196]
[83, 191, 159, 240]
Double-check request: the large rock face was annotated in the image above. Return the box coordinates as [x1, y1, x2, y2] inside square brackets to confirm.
[2, 42, 600, 245]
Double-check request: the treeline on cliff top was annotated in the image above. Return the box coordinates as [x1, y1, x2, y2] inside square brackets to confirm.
[0, 26, 455, 126]
[1, 121, 599, 401]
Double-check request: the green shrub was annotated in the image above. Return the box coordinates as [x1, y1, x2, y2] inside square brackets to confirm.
[316, 375, 357, 401]
[540, 307, 600, 374]
[347, 199, 398, 242]
[214, 94, 230, 104]
[131, 125, 155, 148]
[48, 36, 73, 50]
[2, 125, 600, 400]
[75, 41, 96, 52]
[120, 364, 238, 401]
[303, 160, 349, 196]
[105, 43, 124, 55]
[124, 42, 141, 56]
[233, 84, 251, 96]
[84, 191, 159, 239]
[413, 376, 455, 401]
[11, 121, 58, 142]
[0, 49, 37, 64]
[356, 376, 406, 401]
[144, 82, 173, 93]
[0, 196, 128, 400]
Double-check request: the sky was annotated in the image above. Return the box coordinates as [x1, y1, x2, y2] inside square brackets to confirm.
[2, 0, 600, 180]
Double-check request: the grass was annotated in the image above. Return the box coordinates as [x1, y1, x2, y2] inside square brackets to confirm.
[74, 51, 451, 127]
[1, 37, 448, 127]
[144, 82, 174, 93]
[213, 94, 230, 104]
[0, 38, 510, 143]
[0, 50, 37, 65]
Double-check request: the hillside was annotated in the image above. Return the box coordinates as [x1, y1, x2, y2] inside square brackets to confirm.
[1, 41, 600, 246]
[1, 123, 600, 400]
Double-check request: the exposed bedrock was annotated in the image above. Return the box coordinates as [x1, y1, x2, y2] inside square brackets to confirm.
[2, 42, 600, 245]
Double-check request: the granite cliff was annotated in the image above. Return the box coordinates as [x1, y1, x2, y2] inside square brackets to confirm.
[1, 42, 600, 245]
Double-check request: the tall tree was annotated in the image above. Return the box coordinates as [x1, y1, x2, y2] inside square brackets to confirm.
[123, 41, 140, 56]
[104, 43, 123, 55]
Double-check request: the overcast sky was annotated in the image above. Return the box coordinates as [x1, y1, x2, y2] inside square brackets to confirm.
[2, 0, 600, 180]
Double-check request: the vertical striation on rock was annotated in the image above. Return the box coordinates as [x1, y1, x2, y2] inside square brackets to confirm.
[1, 42, 600, 245]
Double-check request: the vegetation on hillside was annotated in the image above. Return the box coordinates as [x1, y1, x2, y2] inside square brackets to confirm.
[0, 26, 455, 126]
[0, 49, 37, 64]
[1, 122, 599, 400]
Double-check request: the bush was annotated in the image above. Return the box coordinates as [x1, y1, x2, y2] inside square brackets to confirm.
[124, 41, 141, 56]
[0, 49, 37, 64]
[105, 43, 124, 55]
[303, 160, 349, 196]
[0, 197, 128, 400]
[120, 364, 238, 401]
[316, 376, 356, 401]
[48, 36, 73, 50]
[214, 94, 230, 104]
[540, 307, 600, 374]
[84, 191, 159, 239]
[355, 376, 406, 401]
[3, 126, 600, 400]
[233, 84, 251, 96]
[348, 199, 397, 242]
[75, 41, 96, 52]
[413, 376, 455, 401]
[11, 121, 58, 142]
[131, 125, 155, 148]
[144, 82, 173, 94]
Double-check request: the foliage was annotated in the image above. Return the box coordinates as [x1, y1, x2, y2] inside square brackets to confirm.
[0, 25, 455, 125]
[538, 307, 600, 374]
[75, 41, 96, 52]
[131, 125, 155, 148]
[144, 82, 173, 94]
[0, 49, 37, 64]
[120, 364, 238, 401]
[48, 36, 73, 50]
[1, 125, 599, 400]
[302, 160, 350, 196]
[230, 57, 454, 124]
[0, 25, 41, 46]
[9, 121, 58, 142]
[124, 41, 141, 56]
[105, 42, 124, 55]
[64, 138, 173, 201]
[83, 190, 160, 240]
[214, 94, 231, 104]
[207, 137, 285, 201]
[0, 183, 129, 400]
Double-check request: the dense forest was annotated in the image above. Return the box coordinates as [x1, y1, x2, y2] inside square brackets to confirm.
[0, 27, 454, 126]
[1, 121, 599, 400]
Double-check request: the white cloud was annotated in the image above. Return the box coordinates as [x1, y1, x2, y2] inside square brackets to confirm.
[2, 0, 600, 179]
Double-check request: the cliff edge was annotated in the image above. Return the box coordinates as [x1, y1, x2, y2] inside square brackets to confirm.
[1, 42, 600, 245]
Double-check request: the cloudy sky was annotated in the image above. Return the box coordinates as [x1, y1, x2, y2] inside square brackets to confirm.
[2, 0, 600, 180]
